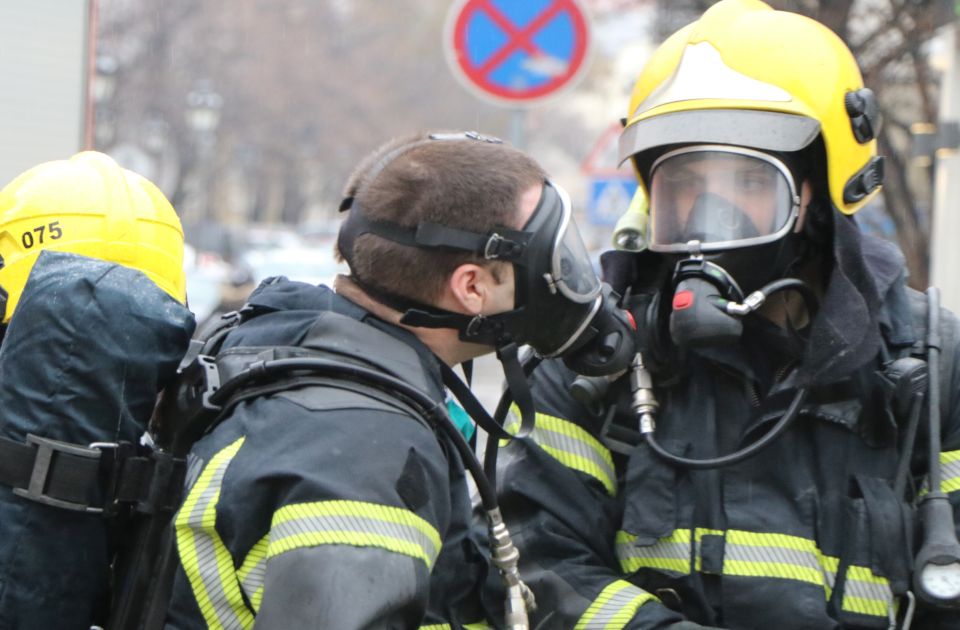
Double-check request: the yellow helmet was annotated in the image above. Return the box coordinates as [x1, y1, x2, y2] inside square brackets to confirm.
[0, 151, 187, 323]
[618, 0, 883, 215]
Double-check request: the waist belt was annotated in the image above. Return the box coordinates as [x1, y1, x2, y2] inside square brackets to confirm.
[0, 433, 185, 516]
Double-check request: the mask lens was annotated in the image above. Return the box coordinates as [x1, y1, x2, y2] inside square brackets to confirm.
[544, 184, 600, 303]
[649, 148, 796, 249]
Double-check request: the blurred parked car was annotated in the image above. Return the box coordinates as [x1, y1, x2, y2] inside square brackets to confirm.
[242, 242, 345, 287]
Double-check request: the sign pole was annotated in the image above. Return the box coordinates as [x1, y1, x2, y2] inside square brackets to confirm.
[510, 108, 527, 150]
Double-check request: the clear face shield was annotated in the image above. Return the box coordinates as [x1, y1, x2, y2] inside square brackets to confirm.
[648, 146, 801, 254]
[546, 183, 601, 305]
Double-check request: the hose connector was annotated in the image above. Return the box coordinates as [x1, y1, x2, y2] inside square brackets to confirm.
[488, 507, 535, 629]
[725, 290, 766, 316]
[629, 354, 659, 435]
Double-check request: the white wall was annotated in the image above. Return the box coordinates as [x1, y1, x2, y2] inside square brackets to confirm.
[0, 1, 91, 187]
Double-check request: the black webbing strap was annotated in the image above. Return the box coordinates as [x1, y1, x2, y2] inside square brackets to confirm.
[0, 434, 184, 516]
[440, 342, 536, 440]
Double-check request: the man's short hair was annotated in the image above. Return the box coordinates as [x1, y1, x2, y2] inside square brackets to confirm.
[339, 132, 547, 304]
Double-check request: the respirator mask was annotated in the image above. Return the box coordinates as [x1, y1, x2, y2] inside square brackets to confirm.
[338, 175, 637, 377]
[646, 145, 815, 348]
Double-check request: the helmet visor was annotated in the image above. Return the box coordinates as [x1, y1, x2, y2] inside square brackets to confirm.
[648, 146, 799, 252]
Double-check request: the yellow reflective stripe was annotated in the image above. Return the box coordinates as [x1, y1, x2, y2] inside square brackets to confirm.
[841, 565, 892, 618]
[463, 622, 494, 629]
[175, 437, 253, 630]
[618, 528, 843, 599]
[575, 579, 657, 630]
[724, 530, 832, 590]
[237, 535, 267, 613]
[616, 529, 691, 574]
[505, 405, 616, 496]
[618, 527, 887, 618]
[269, 500, 442, 569]
[821, 555, 840, 600]
[940, 450, 960, 493]
[420, 625, 451, 630]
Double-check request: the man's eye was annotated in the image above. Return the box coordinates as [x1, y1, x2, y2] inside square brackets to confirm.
[737, 173, 771, 191]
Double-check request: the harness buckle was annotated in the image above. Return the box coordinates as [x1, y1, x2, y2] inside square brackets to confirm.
[484, 233, 523, 260]
[179, 354, 223, 413]
[13, 434, 107, 513]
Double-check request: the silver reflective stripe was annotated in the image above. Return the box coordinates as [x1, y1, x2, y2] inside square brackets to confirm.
[941, 450, 960, 493]
[841, 566, 893, 618]
[616, 530, 691, 575]
[575, 580, 657, 630]
[269, 500, 442, 569]
[175, 437, 253, 630]
[238, 536, 268, 612]
[722, 530, 838, 595]
[505, 407, 616, 496]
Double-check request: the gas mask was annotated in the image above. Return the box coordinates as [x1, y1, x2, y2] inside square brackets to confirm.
[645, 145, 813, 348]
[338, 171, 636, 378]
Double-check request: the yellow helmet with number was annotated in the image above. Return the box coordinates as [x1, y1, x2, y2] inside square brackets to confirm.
[0, 151, 187, 323]
[618, 0, 883, 215]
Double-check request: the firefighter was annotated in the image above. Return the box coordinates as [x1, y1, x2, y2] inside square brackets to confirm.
[496, 1, 960, 628]
[0, 151, 194, 629]
[161, 131, 636, 629]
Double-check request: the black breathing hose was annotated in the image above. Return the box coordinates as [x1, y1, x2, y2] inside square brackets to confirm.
[642, 387, 809, 469]
[206, 357, 539, 627]
[211, 357, 500, 509]
[759, 278, 819, 314]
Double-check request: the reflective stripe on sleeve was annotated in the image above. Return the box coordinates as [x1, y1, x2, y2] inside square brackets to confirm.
[269, 500, 442, 569]
[574, 580, 658, 630]
[175, 437, 253, 630]
[505, 405, 616, 496]
[939, 450, 960, 493]
[237, 535, 268, 613]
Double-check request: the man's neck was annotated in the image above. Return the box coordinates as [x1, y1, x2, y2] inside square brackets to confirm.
[332, 275, 487, 366]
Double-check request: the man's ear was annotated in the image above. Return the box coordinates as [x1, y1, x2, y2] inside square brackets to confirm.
[447, 263, 493, 315]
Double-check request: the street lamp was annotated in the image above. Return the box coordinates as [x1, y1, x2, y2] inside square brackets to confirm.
[185, 81, 224, 237]
[92, 54, 118, 104]
[92, 54, 119, 149]
[186, 81, 223, 142]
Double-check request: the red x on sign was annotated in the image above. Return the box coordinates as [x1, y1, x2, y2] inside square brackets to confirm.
[444, 0, 591, 106]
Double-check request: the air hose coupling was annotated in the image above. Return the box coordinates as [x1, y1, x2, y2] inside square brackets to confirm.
[487, 506, 535, 629]
[629, 353, 659, 434]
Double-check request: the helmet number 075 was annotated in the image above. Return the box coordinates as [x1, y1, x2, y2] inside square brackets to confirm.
[21, 222, 63, 249]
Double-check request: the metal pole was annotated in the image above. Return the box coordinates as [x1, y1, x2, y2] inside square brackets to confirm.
[509, 108, 526, 150]
[931, 22, 960, 312]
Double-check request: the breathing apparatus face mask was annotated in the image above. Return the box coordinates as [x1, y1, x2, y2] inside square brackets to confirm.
[337, 152, 637, 377]
[645, 145, 810, 348]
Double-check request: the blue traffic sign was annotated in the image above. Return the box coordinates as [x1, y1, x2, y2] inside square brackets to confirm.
[587, 177, 637, 226]
[445, 0, 591, 106]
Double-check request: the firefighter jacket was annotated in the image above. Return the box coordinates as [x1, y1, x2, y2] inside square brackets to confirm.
[163, 279, 502, 629]
[497, 218, 960, 629]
